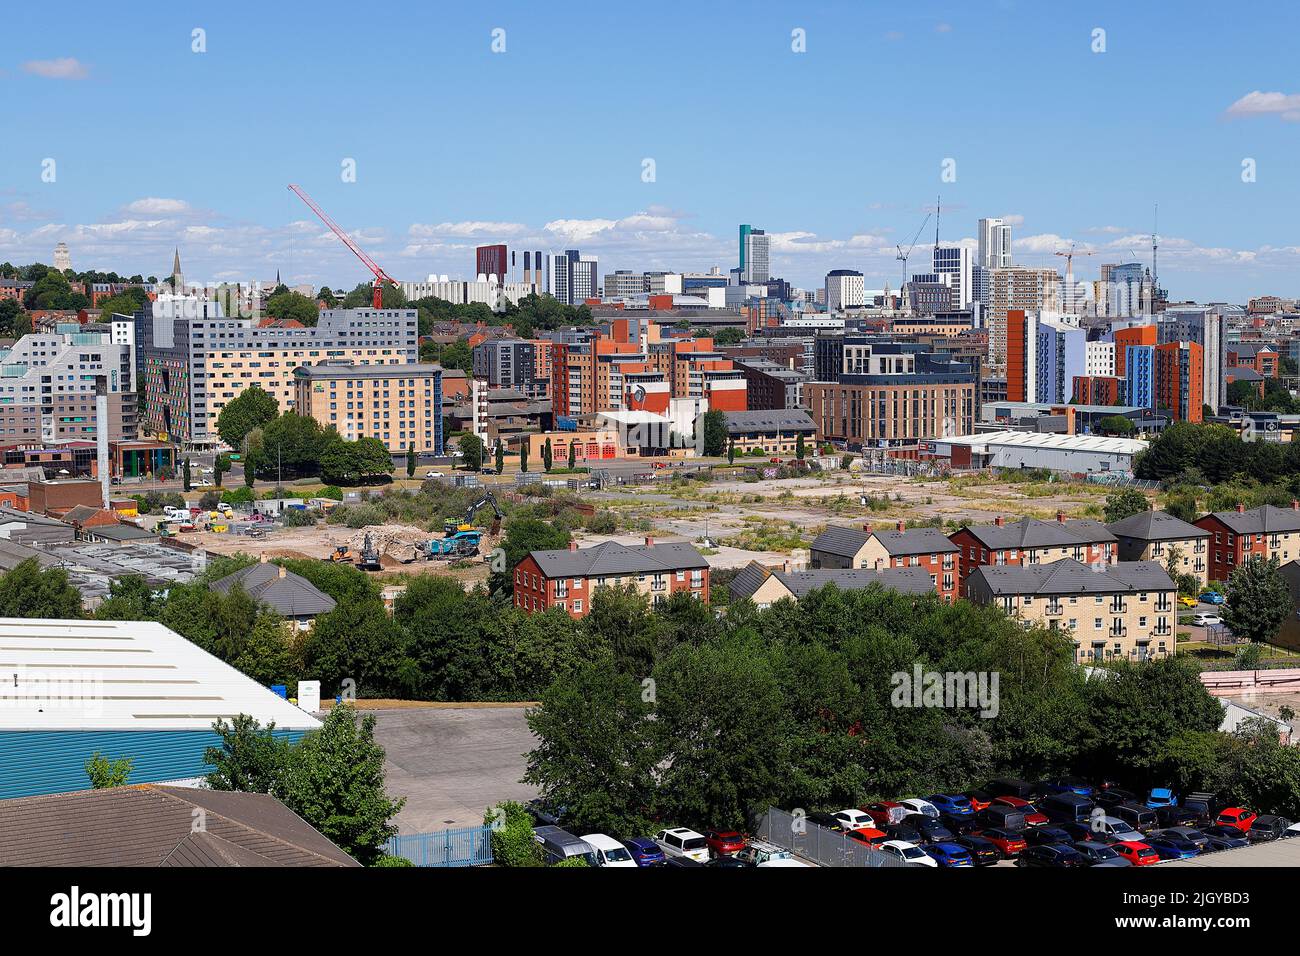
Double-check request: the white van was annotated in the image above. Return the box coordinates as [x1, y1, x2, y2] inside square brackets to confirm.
[580, 833, 638, 868]
[163, 506, 190, 522]
[654, 827, 710, 863]
[1093, 815, 1144, 842]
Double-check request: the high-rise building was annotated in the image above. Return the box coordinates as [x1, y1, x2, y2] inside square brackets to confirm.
[547, 250, 598, 305]
[475, 244, 507, 282]
[824, 269, 865, 312]
[1160, 306, 1224, 415]
[739, 225, 770, 284]
[988, 268, 1060, 370]
[977, 218, 1013, 270]
[933, 246, 973, 308]
[53, 242, 72, 272]
[293, 361, 444, 454]
[1085, 341, 1116, 377]
[0, 330, 136, 443]
[1155, 341, 1204, 423]
[1123, 344, 1157, 410]
[1035, 318, 1087, 405]
[1101, 262, 1148, 317]
[1006, 309, 1037, 403]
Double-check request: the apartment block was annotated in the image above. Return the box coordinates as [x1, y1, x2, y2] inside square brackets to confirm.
[292, 361, 444, 454]
[988, 268, 1061, 370]
[0, 331, 137, 443]
[1155, 340, 1204, 422]
[948, 514, 1117, 591]
[1196, 503, 1300, 583]
[811, 522, 960, 601]
[1108, 509, 1210, 585]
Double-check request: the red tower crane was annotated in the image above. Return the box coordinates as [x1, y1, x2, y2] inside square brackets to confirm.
[287, 184, 397, 309]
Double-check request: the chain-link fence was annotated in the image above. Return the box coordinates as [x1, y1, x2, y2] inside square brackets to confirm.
[756, 807, 909, 868]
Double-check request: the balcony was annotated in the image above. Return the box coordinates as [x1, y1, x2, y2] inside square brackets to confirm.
[1109, 626, 1128, 638]
[1154, 600, 1172, 613]
[1108, 602, 1128, 614]
[1045, 603, 1064, 616]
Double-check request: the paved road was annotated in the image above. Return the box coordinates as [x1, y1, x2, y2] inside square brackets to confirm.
[370, 706, 538, 833]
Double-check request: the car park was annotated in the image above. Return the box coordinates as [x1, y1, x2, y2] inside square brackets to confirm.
[1017, 844, 1084, 868]
[922, 842, 974, 867]
[1143, 832, 1201, 860]
[834, 809, 877, 831]
[533, 826, 598, 866]
[898, 798, 941, 819]
[654, 827, 710, 863]
[862, 801, 910, 827]
[911, 818, 955, 845]
[1146, 787, 1177, 809]
[927, 794, 975, 816]
[581, 833, 638, 868]
[991, 796, 1049, 826]
[978, 828, 1028, 858]
[1072, 841, 1130, 866]
[1024, 825, 1074, 848]
[704, 830, 747, 857]
[1112, 841, 1161, 866]
[733, 840, 795, 867]
[952, 835, 1001, 866]
[879, 840, 937, 867]
[1247, 815, 1295, 842]
[844, 827, 888, 848]
[1215, 807, 1257, 832]
[621, 837, 665, 866]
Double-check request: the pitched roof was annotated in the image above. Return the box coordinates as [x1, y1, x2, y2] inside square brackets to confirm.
[211, 562, 337, 617]
[1107, 509, 1209, 542]
[811, 524, 958, 557]
[728, 560, 935, 602]
[959, 516, 1117, 549]
[721, 409, 816, 434]
[968, 558, 1174, 596]
[811, 524, 870, 558]
[1203, 503, 1300, 535]
[529, 539, 708, 578]
[0, 785, 359, 867]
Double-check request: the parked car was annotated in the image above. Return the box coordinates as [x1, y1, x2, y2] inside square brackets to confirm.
[882, 822, 923, 844]
[1178, 595, 1198, 608]
[733, 840, 795, 867]
[927, 794, 975, 816]
[1039, 793, 1097, 825]
[834, 809, 877, 832]
[525, 799, 565, 827]
[1215, 807, 1257, 832]
[654, 827, 710, 863]
[862, 801, 910, 827]
[922, 842, 974, 867]
[581, 833, 638, 868]
[975, 806, 1027, 832]
[1113, 802, 1159, 833]
[533, 826, 597, 866]
[707, 855, 752, 868]
[703, 830, 748, 857]
[1091, 815, 1145, 843]
[1055, 821, 1099, 844]
[938, 813, 981, 836]
[1025, 825, 1075, 848]
[985, 778, 1035, 800]
[1146, 787, 1177, 809]
[1203, 833, 1250, 851]
[1200, 590, 1226, 604]
[663, 855, 706, 868]
[1040, 776, 1095, 798]
[962, 790, 994, 812]
[912, 818, 956, 845]
[1160, 826, 1209, 850]
[1154, 806, 1202, 829]
[952, 834, 1001, 866]
[1095, 788, 1139, 810]
[879, 840, 937, 867]
[805, 812, 843, 832]
[1247, 815, 1295, 842]
[1112, 840, 1161, 866]
[621, 836, 665, 867]
[992, 796, 1049, 827]
[1182, 792, 1223, 824]
[1193, 613, 1222, 627]
[1073, 841, 1131, 867]
[844, 827, 888, 849]
[1144, 832, 1202, 860]
[1017, 844, 1084, 868]
[898, 798, 940, 819]
[1201, 824, 1252, 844]
[979, 827, 1028, 858]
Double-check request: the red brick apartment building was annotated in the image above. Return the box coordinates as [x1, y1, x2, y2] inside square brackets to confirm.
[809, 522, 960, 601]
[1195, 503, 1300, 583]
[513, 538, 709, 618]
[948, 514, 1117, 590]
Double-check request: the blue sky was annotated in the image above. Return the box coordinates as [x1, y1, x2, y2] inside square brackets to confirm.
[1, 0, 1298, 301]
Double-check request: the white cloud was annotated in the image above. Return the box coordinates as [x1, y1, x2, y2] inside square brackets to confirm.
[935, 22, 953, 33]
[1225, 90, 1300, 122]
[408, 220, 529, 239]
[21, 58, 89, 80]
[1001, 213, 1025, 227]
[884, 30, 904, 42]
[122, 197, 191, 216]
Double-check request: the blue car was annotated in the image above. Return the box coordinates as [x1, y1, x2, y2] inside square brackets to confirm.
[1144, 833, 1201, 860]
[927, 793, 975, 816]
[1040, 777, 1095, 797]
[1200, 591, 1225, 605]
[621, 836, 666, 867]
[922, 842, 974, 867]
[1146, 787, 1177, 809]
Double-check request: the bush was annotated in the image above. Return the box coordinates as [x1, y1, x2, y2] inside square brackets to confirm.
[198, 491, 221, 510]
[486, 801, 543, 867]
[221, 487, 255, 506]
[280, 508, 318, 528]
[343, 502, 388, 529]
[371, 855, 415, 867]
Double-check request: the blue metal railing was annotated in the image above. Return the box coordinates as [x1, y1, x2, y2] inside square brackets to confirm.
[385, 826, 494, 867]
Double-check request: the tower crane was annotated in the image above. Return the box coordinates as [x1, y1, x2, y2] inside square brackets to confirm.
[288, 184, 397, 309]
[1053, 242, 1094, 285]
[896, 212, 932, 289]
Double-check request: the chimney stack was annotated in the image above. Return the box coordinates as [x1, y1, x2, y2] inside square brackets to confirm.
[1292, 500, 1298, 511]
[783, 559, 792, 573]
[260, 554, 269, 563]
[1236, 503, 1245, 513]
[644, 536, 655, 547]
[862, 523, 873, 533]
[994, 515, 1004, 527]
[278, 565, 287, 579]
[896, 520, 906, 532]
[95, 377, 110, 509]
[1056, 511, 1066, 523]
[568, 541, 578, 551]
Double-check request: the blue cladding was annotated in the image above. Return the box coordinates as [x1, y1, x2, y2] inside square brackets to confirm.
[0, 729, 307, 799]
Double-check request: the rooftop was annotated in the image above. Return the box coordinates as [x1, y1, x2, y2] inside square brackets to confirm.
[967, 559, 1174, 596]
[1107, 509, 1210, 542]
[959, 515, 1117, 549]
[937, 430, 1147, 455]
[211, 561, 336, 618]
[529, 539, 707, 578]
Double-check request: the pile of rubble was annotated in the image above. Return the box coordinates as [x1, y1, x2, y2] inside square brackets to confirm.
[344, 524, 429, 558]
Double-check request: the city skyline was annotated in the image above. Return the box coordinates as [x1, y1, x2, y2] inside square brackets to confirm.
[2, 0, 1299, 300]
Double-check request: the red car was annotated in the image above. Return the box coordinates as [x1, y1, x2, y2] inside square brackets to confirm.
[978, 827, 1028, 857]
[993, 796, 1050, 827]
[1113, 841, 1161, 866]
[963, 790, 993, 812]
[1215, 808, 1257, 832]
[704, 830, 748, 857]
[862, 801, 909, 827]
[844, 827, 887, 848]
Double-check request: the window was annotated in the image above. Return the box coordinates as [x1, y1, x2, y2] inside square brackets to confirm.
[572, 600, 583, 613]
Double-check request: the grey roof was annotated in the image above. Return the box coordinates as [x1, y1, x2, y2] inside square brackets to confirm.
[294, 362, 443, 380]
[722, 409, 816, 434]
[212, 562, 337, 617]
[1227, 367, 1264, 380]
[960, 516, 1117, 549]
[729, 560, 934, 601]
[0, 785, 358, 867]
[1107, 509, 1209, 542]
[84, 523, 157, 542]
[1203, 503, 1300, 535]
[968, 559, 1174, 597]
[811, 523, 958, 558]
[811, 525, 871, 558]
[530, 539, 708, 578]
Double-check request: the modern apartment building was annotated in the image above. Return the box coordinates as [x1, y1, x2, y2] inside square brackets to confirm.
[739, 225, 770, 284]
[475, 244, 507, 281]
[472, 338, 544, 398]
[1159, 306, 1224, 413]
[810, 521, 960, 601]
[1196, 503, 1300, 583]
[933, 245, 973, 308]
[292, 361, 444, 455]
[988, 268, 1061, 370]
[135, 296, 418, 445]
[547, 250, 599, 305]
[977, 218, 1013, 270]
[513, 538, 709, 618]
[1108, 509, 1210, 585]
[806, 342, 977, 453]
[965, 559, 1177, 662]
[825, 269, 865, 312]
[733, 357, 807, 409]
[1155, 340, 1204, 422]
[948, 514, 1117, 590]
[0, 330, 137, 443]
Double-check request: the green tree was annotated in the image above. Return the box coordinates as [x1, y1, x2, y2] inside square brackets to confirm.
[216, 385, 279, 450]
[0, 559, 84, 618]
[214, 452, 230, 488]
[520, 442, 529, 474]
[183, 457, 192, 492]
[258, 413, 324, 478]
[203, 713, 293, 794]
[85, 752, 133, 789]
[406, 442, 416, 478]
[459, 433, 484, 472]
[543, 438, 553, 472]
[1222, 555, 1292, 646]
[796, 432, 806, 461]
[701, 410, 727, 457]
[1104, 488, 1150, 524]
[567, 442, 576, 470]
[278, 705, 405, 865]
[1096, 414, 1136, 437]
[728, 439, 736, 465]
[94, 575, 160, 621]
[485, 801, 544, 867]
[495, 440, 505, 474]
[264, 290, 320, 326]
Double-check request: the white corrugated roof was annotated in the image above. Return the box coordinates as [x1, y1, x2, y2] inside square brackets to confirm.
[0, 618, 322, 732]
[938, 430, 1146, 455]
